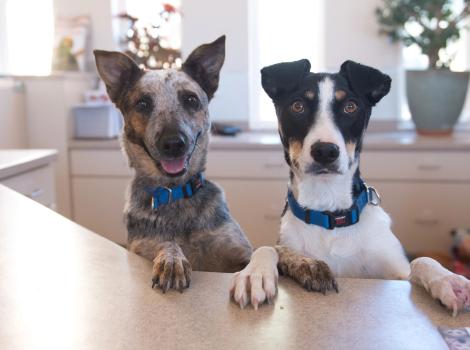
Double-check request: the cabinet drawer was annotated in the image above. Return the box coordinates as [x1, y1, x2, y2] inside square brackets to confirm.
[207, 150, 289, 179]
[214, 178, 286, 247]
[1, 165, 56, 208]
[374, 181, 470, 254]
[72, 177, 129, 244]
[70, 150, 132, 176]
[362, 151, 470, 181]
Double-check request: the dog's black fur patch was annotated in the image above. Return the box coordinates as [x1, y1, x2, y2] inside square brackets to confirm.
[262, 59, 391, 156]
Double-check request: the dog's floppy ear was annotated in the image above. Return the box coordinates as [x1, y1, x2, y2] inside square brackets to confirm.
[261, 59, 311, 100]
[339, 60, 391, 106]
[94, 50, 143, 103]
[182, 35, 226, 100]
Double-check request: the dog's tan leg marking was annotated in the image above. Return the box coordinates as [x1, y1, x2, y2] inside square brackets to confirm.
[129, 239, 191, 292]
[276, 245, 338, 294]
[230, 246, 279, 309]
[410, 257, 470, 317]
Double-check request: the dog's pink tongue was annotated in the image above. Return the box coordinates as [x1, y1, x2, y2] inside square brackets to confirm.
[161, 158, 186, 174]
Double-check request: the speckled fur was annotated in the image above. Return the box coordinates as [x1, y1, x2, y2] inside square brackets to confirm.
[94, 37, 252, 292]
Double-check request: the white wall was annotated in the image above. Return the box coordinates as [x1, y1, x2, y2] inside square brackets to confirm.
[181, 0, 250, 122]
[181, 0, 402, 123]
[323, 0, 400, 69]
[323, 0, 402, 121]
[0, 79, 27, 149]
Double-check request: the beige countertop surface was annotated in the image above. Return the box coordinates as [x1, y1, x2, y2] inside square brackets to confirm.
[0, 149, 58, 179]
[69, 130, 470, 152]
[1, 184, 469, 349]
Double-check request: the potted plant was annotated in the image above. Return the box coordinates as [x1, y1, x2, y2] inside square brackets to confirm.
[376, 0, 470, 135]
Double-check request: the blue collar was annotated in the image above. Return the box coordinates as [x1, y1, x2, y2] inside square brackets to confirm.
[287, 179, 380, 230]
[148, 173, 204, 209]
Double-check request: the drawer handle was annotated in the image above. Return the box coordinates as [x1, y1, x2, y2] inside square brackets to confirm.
[417, 164, 441, 171]
[29, 189, 44, 199]
[414, 218, 439, 226]
[264, 163, 284, 169]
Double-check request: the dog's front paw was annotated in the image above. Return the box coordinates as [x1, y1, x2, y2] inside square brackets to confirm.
[229, 246, 279, 309]
[428, 274, 470, 317]
[411, 257, 470, 316]
[279, 256, 338, 294]
[152, 253, 192, 293]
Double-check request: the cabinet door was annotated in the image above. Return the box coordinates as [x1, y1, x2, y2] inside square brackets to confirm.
[213, 178, 286, 248]
[1, 164, 56, 209]
[72, 177, 130, 245]
[372, 181, 470, 255]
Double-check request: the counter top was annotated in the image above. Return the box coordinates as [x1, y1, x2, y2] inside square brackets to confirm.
[0, 184, 469, 349]
[0, 149, 58, 179]
[69, 130, 470, 152]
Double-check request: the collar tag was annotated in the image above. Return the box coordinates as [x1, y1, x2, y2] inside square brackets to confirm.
[366, 185, 381, 206]
[334, 215, 347, 226]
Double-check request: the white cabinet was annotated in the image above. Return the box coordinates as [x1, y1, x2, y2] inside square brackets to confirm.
[0, 150, 57, 209]
[215, 179, 286, 247]
[1, 164, 56, 209]
[206, 150, 288, 247]
[70, 148, 289, 247]
[362, 151, 470, 255]
[70, 149, 131, 245]
[368, 182, 470, 254]
[72, 177, 130, 244]
[69, 144, 470, 255]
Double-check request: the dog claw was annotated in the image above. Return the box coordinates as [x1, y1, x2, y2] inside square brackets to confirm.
[152, 253, 192, 294]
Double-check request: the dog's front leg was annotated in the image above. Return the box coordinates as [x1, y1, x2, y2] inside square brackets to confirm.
[129, 239, 191, 292]
[230, 245, 338, 309]
[152, 241, 192, 293]
[276, 245, 338, 294]
[230, 246, 279, 309]
[410, 257, 470, 316]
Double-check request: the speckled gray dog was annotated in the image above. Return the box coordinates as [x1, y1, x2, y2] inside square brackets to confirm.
[94, 36, 252, 292]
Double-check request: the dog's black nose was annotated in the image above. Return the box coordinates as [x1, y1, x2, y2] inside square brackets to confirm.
[311, 142, 340, 165]
[159, 134, 188, 158]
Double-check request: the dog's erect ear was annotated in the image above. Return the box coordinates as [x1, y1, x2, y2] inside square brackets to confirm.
[94, 50, 143, 102]
[182, 35, 226, 100]
[339, 60, 391, 106]
[261, 59, 311, 100]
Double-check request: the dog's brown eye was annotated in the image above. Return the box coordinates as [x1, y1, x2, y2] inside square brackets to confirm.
[291, 101, 305, 114]
[184, 94, 200, 109]
[344, 100, 358, 114]
[136, 98, 153, 113]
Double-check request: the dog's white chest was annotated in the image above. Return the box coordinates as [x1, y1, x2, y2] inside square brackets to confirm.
[279, 205, 409, 278]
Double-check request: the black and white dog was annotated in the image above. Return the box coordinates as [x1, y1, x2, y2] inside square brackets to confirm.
[230, 59, 470, 315]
